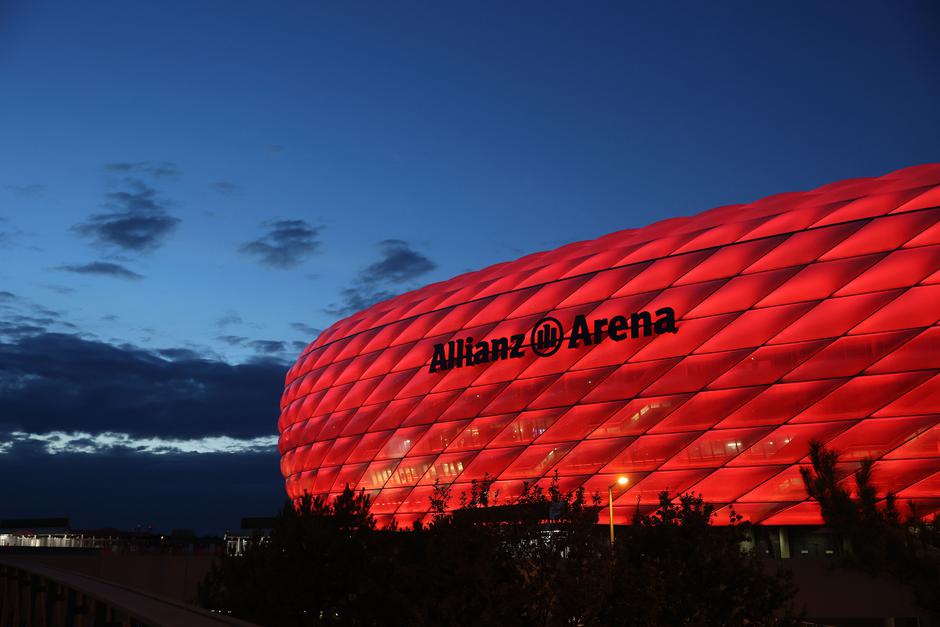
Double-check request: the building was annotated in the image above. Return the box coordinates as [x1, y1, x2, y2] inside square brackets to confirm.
[279, 164, 940, 529]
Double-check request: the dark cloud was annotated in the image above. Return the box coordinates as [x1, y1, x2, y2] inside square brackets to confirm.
[58, 261, 143, 280]
[289, 322, 322, 337]
[214, 337, 299, 362]
[104, 161, 180, 178]
[73, 178, 180, 253]
[0, 446, 282, 534]
[0, 218, 28, 248]
[156, 347, 203, 361]
[361, 239, 437, 284]
[210, 181, 239, 195]
[0, 323, 46, 338]
[0, 332, 286, 438]
[215, 312, 244, 328]
[324, 287, 397, 318]
[0, 296, 76, 342]
[33, 306, 63, 319]
[0, 305, 284, 534]
[291, 340, 308, 352]
[217, 335, 297, 360]
[217, 335, 248, 346]
[39, 284, 77, 295]
[3, 183, 46, 197]
[1, 314, 76, 333]
[249, 340, 286, 354]
[324, 240, 435, 317]
[239, 220, 321, 268]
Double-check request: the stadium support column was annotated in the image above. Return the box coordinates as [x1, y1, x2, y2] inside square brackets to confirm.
[778, 527, 791, 559]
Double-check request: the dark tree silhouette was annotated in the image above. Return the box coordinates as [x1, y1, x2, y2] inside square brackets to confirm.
[601, 492, 798, 626]
[200, 476, 800, 626]
[800, 440, 940, 610]
[198, 485, 382, 625]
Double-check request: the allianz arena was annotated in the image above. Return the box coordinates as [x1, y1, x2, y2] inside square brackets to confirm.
[279, 164, 940, 528]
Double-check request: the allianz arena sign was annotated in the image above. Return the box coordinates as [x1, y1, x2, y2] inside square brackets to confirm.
[279, 164, 940, 528]
[428, 307, 678, 374]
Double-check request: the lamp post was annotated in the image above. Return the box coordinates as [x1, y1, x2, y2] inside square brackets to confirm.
[608, 475, 629, 546]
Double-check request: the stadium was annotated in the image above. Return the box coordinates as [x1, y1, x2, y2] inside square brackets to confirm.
[279, 164, 940, 529]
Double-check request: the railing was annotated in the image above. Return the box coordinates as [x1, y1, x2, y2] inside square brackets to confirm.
[0, 557, 256, 627]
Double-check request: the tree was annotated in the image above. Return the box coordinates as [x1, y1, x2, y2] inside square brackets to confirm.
[601, 492, 799, 626]
[403, 474, 798, 627]
[800, 440, 940, 610]
[198, 485, 383, 625]
[199, 477, 800, 626]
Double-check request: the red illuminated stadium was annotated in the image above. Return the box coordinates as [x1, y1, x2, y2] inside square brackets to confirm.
[279, 164, 940, 528]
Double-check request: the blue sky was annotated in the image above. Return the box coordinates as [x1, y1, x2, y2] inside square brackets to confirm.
[0, 1, 938, 532]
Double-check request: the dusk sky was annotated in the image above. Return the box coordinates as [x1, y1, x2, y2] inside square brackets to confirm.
[1, 1, 938, 533]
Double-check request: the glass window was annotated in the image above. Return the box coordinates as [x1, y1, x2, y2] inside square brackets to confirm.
[601, 432, 699, 472]
[647, 387, 764, 433]
[784, 330, 917, 381]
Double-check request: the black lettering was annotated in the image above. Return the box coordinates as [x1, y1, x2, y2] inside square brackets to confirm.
[568, 314, 592, 347]
[429, 344, 448, 373]
[509, 334, 525, 358]
[593, 317, 609, 344]
[473, 341, 490, 364]
[491, 337, 510, 361]
[433, 306, 676, 373]
[464, 337, 475, 366]
[655, 307, 678, 334]
[630, 311, 653, 338]
[608, 315, 628, 340]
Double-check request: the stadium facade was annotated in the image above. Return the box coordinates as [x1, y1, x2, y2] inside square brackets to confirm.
[279, 165, 940, 528]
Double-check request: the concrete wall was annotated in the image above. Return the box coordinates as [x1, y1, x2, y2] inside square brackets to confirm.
[15, 553, 216, 604]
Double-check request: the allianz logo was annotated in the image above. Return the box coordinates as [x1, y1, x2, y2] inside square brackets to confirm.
[429, 306, 677, 374]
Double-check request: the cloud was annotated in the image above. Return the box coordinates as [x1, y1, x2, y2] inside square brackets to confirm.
[0, 332, 286, 438]
[0, 296, 78, 342]
[210, 181, 239, 195]
[215, 312, 243, 328]
[39, 284, 77, 295]
[104, 161, 180, 178]
[0, 446, 283, 533]
[0, 314, 76, 339]
[72, 178, 180, 253]
[0, 290, 287, 533]
[249, 340, 286, 354]
[361, 239, 437, 284]
[217, 335, 248, 346]
[156, 347, 203, 361]
[0, 218, 29, 249]
[239, 219, 321, 268]
[58, 261, 143, 280]
[324, 239, 436, 317]
[3, 183, 46, 197]
[214, 336, 299, 361]
[290, 322, 322, 337]
[4, 431, 278, 456]
[325, 287, 397, 318]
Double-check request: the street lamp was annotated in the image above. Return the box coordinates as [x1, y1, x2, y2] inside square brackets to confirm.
[608, 475, 629, 546]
